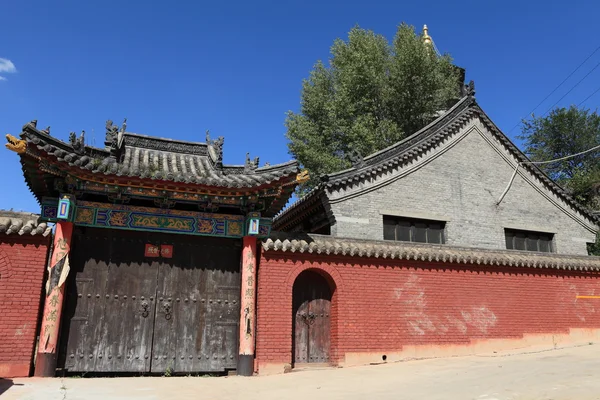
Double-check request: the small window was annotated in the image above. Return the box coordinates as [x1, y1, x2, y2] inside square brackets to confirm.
[505, 228, 554, 253]
[383, 216, 445, 244]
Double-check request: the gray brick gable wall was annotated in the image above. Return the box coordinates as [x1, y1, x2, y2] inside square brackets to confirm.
[326, 119, 597, 255]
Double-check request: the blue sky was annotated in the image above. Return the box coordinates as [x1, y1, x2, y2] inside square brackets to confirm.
[2, 0, 599, 213]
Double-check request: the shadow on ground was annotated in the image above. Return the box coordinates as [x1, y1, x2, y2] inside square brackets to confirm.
[0, 378, 14, 395]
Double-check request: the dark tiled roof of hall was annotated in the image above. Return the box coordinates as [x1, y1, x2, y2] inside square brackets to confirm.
[18, 120, 298, 189]
[275, 88, 599, 227]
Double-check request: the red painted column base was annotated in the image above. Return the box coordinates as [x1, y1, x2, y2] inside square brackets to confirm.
[34, 353, 57, 377]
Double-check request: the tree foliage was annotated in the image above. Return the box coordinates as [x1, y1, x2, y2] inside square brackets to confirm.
[286, 23, 460, 191]
[519, 106, 600, 256]
[519, 106, 600, 210]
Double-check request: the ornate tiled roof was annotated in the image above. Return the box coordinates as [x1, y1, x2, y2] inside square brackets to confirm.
[16, 121, 298, 189]
[7, 120, 301, 216]
[275, 90, 599, 227]
[0, 210, 52, 236]
[273, 184, 325, 227]
[262, 233, 600, 271]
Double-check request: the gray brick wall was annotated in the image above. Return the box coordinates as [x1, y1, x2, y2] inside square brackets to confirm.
[327, 119, 597, 255]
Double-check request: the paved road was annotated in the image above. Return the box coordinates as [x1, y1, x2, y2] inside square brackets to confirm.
[2, 344, 600, 400]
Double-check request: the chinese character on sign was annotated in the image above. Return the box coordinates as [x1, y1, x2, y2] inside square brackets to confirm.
[161, 245, 173, 258]
[144, 244, 160, 257]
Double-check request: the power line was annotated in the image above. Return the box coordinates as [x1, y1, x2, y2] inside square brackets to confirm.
[507, 45, 600, 134]
[496, 143, 600, 205]
[577, 85, 600, 107]
[540, 59, 600, 116]
[525, 143, 600, 165]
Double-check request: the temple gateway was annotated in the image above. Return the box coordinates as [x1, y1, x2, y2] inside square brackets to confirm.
[6, 120, 304, 376]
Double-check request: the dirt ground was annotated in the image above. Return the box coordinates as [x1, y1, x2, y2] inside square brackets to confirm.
[2, 344, 600, 400]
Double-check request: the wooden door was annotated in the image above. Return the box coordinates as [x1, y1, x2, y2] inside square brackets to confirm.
[150, 236, 241, 373]
[62, 228, 159, 372]
[293, 270, 332, 365]
[62, 228, 241, 374]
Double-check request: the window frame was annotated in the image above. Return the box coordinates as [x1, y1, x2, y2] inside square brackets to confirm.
[504, 228, 554, 253]
[383, 215, 446, 244]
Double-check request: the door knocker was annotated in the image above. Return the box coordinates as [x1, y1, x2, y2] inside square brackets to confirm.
[300, 312, 316, 325]
[140, 301, 149, 318]
[163, 302, 172, 320]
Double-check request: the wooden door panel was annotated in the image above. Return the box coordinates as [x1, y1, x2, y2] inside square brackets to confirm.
[308, 297, 330, 363]
[294, 300, 310, 363]
[151, 237, 240, 373]
[93, 234, 158, 372]
[63, 229, 158, 373]
[293, 271, 332, 365]
[63, 231, 111, 372]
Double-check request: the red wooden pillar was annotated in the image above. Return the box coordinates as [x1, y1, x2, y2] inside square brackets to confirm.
[238, 235, 257, 376]
[34, 221, 74, 377]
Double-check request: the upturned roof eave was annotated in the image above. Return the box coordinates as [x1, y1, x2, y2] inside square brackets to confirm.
[323, 95, 474, 182]
[272, 184, 326, 229]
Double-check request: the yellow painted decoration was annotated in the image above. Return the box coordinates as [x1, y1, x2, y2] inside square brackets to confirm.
[108, 211, 129, 227]
[228, 221, 242, 235]
[5, 134, 26, 154]
[296, 170, 310, 184]
[74, 208, 94, 224]
[576, 295, 600, 299]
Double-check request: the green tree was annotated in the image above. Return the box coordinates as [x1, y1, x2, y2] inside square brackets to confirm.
[286, 23, 460, 191]
[519, 106, 600, 256]
[519, 106, 600, 209]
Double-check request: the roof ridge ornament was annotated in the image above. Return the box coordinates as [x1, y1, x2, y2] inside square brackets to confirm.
[69, 130, 85, 155]
[245, 152, 259, 172]
[206, 130, 224, 167]
[23, 120, 37, 131]
[347, 147, 365, 168]
[461, 80, 476, 98]
[105, 119, 125, 153]
[296, 170, 310, 184]
[5, 134, 26, 154]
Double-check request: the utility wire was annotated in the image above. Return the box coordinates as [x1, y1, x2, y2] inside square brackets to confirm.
[496, 143, 600, 205]
[507, 45, 600, 134]
[577, 86, 600, 107]
[524, 143, 600, 165]
[540, 59, 600, 116]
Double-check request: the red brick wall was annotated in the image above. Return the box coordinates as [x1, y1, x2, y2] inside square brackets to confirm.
[0, 236, 51, 378]
[256, 252, 600, 372]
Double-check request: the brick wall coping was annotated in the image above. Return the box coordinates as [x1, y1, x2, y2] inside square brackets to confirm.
[0, 210, 52, 236]
[262, 233, 600, 271]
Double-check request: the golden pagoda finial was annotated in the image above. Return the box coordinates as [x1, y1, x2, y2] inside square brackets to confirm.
[422, 24, 432, 46]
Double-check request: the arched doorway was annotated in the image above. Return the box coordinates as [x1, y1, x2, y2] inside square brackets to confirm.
[292, 270, 333, 366]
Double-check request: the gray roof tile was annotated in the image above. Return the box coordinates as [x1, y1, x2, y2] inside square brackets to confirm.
[0, 210, 52, 237]
[19, 125, 299, 189]
[263, 233, 600, 271]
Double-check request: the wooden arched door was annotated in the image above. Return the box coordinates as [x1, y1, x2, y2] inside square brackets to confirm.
[292, 270, 332, 365]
